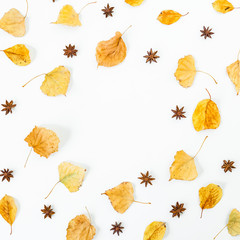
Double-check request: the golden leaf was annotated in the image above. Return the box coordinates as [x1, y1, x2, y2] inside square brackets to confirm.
[169, 136, 208, 181]
[3, 44, 30, 66]
[212, 0, 234, 13]
[192, 90, 221, 132]
[125, 0, 144, 6]
[96, 28, 130, 67]
[143, 221, 166, 240]
[102, 182, 150, 214]
[0, 195, 17, 235]
[67, 214, 96, 240]
[199, 183, 222, 218]
[227, 51, 240, 95]
[228, 209, 240, 236]
[157, 10, 188, 25]
[174, 55, 217, 87]
[24, 126, 60, 167]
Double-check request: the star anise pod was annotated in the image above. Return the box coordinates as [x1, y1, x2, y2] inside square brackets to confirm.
[138, 171, 155, 187]
[63, 44, 78, 58]
[200, 26, 214, 39]
[143, 48, 160, 64]
[0, 169, 14, 182]
[41, 205, 55, 219]
[171, 105, 186, 120]
[1, 100, 16, 115]
[170, 202, 186, 218]
[102, 4, 114, 18]
[110, 222, 124, 236]
[221, 160, 235, 173]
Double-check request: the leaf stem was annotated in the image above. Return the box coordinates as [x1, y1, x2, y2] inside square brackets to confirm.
[196, 70, 218, 84]
[237, 49, 240, 61]
[122, 25, 132, 36]
[85, 207, 92, 223]
[24, 148, 32, 168]
[78, 1, 97, 15]
[182, 12, 189, 17]
[133, 200, 151, 205]
[10, 225, 12, 235]
[193, 136, 208, 159]
[22, 73, 46, 87]
[24, 0, 29, 18]
[205, 88, 211, 99]
[45, 181, 60, 199]
[213, 225, 227, 239]
[200, 208, 204, 218]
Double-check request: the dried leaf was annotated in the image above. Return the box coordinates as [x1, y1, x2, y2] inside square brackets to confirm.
[199, 183, 222, 218]
[96, 31, 128, 67]
[125, 0, 144, 6]
[228, 209, 240, 236]
[0, 195, 17, 235]
[212, 0, 234, 13]
[3, 44, 30, 66]
[0, 9, 25, 37]
[157, 10, 188, 25]
[192, 91, 221, 132]
[102, 182, 150, 214]
[143, 221, 166, 240]
[67, 214, 96, 240]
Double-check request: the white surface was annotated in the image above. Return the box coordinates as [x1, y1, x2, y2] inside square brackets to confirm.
[1, 0, 240, 239]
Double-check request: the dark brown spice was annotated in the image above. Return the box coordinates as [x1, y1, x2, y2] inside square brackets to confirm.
[171, 106, 186, 120]
[110, 222, 124, 236]
[170, 202, 186, 218]
[102, 4, 114, 18]
[1, 100, 16, 115]
[200, 26, 214, 39]
[138, 171, 155, 187]
[221, 160, 235, 173]
[41, 205, 55, 219]
[0, 169, 14, 182]
[63, 44, 78, 58]
[143, 49, 160, 64]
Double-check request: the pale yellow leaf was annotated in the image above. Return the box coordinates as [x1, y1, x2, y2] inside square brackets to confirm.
[228, 209, 240, 236]
[212, 0, 234, 13]
[143, 221, 166, 240]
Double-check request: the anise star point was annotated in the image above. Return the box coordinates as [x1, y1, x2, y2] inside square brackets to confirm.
[110, 222, 124, 236]
[102, 4, 114, 18]
[0, 169, 14, 182]
[143, 48, 160, 64]
[63, 44, 78, 58]
[200, 26, 214, 39]
[171, 105, 186, 120]
[221, 160, 235, 173]
[170, 202, 186, 218]
[41, 205, 55, 219]
[138, 171, 155, 187]
[1, 100, 16, 115]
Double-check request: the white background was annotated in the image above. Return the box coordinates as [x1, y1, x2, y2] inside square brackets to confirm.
[1, 0, 240, 239]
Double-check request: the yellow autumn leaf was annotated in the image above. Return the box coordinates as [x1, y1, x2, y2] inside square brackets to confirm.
[125, 0, 144, 6]
[67, 214, 96, 240]
[24, 126, 60, 167]
[102, 182, 150, 214]
[143, 221, 166, 240]
[0, 195, 17, 235]
[192, 90, 221, 132]
[199, 183, 222, 218]
[96, 27, 131, 67]
[169, 136, 208, 181]
[3, 44, 30, 66]
[212, 0, 234, 13]
[157, 10, 188, 25]
[174, 55, 217, 87]
[227, 51, 240, 95]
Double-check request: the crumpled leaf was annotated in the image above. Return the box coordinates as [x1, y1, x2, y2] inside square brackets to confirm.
[40, 66, 70, 96]
[212, 0, 234, 13]
[143, 221, 166, 240]
[96, 31, 127, 67]
[25, 126, 60, 158]
[67, 214, 96, 240]
[227, 209, 240, 236]
[125, 0, 144, 6]
[192, 92, 221, 132]
[53, 5, 81, 26]
[157, 10, 188, 25]
[199, 183, 222, 218]
[3, 44, 30, 66]
[0, 9, 26, 37]
[0, 195, 17, 235]
[227, 53, 240, 95]
[102, 182, 150, 214]
[169, 136, 207, 181]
